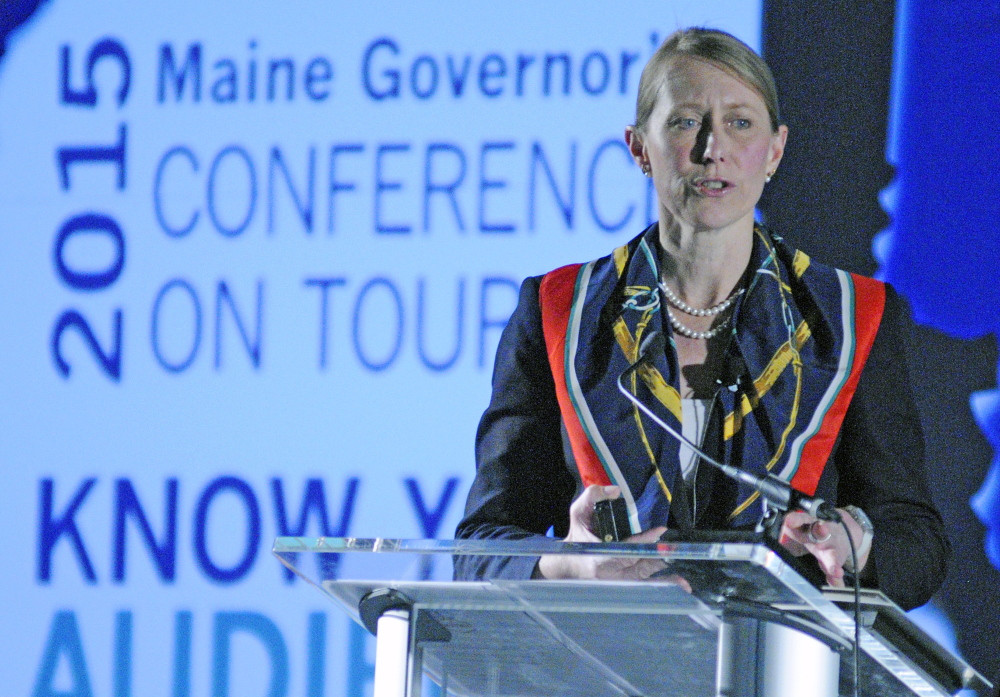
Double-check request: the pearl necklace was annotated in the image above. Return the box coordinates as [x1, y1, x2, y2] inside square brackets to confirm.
[658, 281, 743, 341]
[658, 281, 744, 317]
[664, 306, 731, 340]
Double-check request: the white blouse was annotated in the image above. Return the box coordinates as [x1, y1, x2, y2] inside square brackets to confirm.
[679, 398, 711, 482]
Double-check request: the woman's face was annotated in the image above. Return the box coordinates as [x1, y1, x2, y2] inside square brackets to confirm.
[628, 56, 787, 236]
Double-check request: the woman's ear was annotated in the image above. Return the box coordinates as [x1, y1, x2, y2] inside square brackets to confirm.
[768, 124, 789, 171]
[625, 125, 647, 170]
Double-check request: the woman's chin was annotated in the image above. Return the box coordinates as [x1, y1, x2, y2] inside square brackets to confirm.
[679, 207, 756, 236]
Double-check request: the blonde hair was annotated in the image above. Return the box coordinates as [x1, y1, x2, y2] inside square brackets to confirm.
[634, 28, 781, 134]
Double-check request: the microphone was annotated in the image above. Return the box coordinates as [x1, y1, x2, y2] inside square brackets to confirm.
[615, 331, 840, 522]
[618, 330, 666, 383]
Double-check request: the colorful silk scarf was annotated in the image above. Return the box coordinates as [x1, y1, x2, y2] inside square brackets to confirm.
[540, 223, 885, 532]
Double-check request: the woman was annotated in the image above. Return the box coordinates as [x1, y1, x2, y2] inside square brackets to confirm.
[454, 27, 948, 611]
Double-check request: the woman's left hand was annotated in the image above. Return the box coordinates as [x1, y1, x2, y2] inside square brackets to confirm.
[779, 509, 866, 587]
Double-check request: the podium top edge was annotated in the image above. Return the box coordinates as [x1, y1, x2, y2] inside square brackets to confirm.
[271, 536, 776, 558]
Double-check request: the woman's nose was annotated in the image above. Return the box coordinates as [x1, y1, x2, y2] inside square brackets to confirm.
[696, 124, 727, 163]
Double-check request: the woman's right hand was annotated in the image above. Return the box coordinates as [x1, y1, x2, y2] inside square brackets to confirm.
[536, 484, 670, 580]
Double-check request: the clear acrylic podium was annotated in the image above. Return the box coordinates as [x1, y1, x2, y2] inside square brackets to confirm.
[272, 536, 990, 697]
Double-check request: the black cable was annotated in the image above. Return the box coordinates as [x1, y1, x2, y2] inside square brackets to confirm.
[839, 517, 861, 697]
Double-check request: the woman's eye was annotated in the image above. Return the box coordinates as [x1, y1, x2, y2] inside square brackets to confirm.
[731, 118, 752, 129]
[670, 117, 699, 130]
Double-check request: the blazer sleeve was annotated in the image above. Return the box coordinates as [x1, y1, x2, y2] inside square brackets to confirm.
[834, 284, 950, 610]
[453, 276, 577, 580]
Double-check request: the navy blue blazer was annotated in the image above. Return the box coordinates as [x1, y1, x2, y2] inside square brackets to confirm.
[456, 225, 948, 611]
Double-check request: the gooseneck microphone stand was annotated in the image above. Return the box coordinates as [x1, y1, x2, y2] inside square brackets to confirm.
[615, 331, 842, 535]
[617, 330, 863, 697]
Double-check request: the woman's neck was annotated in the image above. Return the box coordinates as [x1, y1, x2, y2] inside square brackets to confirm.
[657, 218, 754, 307]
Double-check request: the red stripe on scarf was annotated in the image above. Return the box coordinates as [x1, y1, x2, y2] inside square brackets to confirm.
[539, 265, 611, 487]
[791, 274, 886, 495]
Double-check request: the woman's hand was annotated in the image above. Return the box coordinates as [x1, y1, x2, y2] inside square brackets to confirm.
[536, 484, 670, 580]
[780, 509, 868, 587]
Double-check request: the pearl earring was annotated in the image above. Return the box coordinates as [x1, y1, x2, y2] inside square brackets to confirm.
[765, 170, 775, 183]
